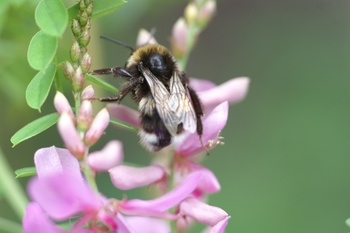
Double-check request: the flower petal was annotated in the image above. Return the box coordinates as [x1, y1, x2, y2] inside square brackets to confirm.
[179, 197, 228, 227]
[23, 203, 64, 233]
[28, 172, 102, 221]
[191, 164, 221, 194]
[109, 165, 165, 190]
[125, 216, 170, 233]
[34, 146, 81, 179]
[120, 171, 204, 216]
[88, 140, 124, 172]
[54, 91, 74, 120]
[107, 104, 141, 128]
[189, 78, 216, 92]
[199, 77, 250, 109]
[208, 216, 230, 233]
[176, 101, 228, 156]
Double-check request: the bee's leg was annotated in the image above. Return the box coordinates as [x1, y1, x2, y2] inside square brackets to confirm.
[97, 77, 143, 103]
[188, 86, 209, 155]
[89, 67, 132, 79]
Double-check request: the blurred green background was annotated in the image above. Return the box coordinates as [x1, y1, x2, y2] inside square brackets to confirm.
[1, 0, 350, 232]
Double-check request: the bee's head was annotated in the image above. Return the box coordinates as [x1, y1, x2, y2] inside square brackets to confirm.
[129, 44, 177, 79]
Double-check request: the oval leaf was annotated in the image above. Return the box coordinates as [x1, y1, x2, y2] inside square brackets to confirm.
[27, 31, 58, 71]
[110, 118, 138, 132]
[11, 113, 59, 147]
[86, 73, 118, 94]
[15, 167, 37, 178]
[68, 0, 126, 19]
[26, 63, 56, 111]
[35, 0, 68, 37]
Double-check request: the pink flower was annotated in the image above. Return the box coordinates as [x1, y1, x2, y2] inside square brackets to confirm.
[24, 147, 230, 232]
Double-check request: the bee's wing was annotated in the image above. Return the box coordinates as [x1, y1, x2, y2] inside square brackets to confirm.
[169, 71, 197, 134]
[140, 66, 196, 136]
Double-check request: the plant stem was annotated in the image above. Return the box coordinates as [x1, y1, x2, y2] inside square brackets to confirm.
[0, 148, 28, 220]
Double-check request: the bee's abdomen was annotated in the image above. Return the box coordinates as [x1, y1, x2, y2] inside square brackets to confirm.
[139, 113, 172, 151]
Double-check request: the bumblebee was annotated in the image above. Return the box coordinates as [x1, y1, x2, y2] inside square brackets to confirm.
[91, 43, 204, 151]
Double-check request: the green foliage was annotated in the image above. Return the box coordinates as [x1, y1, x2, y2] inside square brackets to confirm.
[11, 113, 59, 147]
[35, 0, 68, 37]
[15, 167, 37, 178]
[26, 64, 56, 111]
[86, 73, 118, 94]
[27, 31, 57, 71]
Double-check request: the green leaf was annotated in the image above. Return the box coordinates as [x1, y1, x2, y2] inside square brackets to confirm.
[35, 0, 68, 37]
[86, 73, 118, 94]
[11, 113, 59, 147]
[15, 167, 37, 178]
[27, 30, 58, 71]
[110, 118, 138, 132]
[68, 0, 126, 19]
[26, 63, 56, 111]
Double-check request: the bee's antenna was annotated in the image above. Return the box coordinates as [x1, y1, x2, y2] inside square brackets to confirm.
[100, 35, 135, 52]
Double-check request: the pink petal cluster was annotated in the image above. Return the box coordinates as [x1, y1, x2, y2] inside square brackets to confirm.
[23, 147, 229, 232]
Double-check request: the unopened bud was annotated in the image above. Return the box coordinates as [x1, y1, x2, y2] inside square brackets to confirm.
[84, 108, 109, 145]
[72, 67, 84, 92]
[70, 41, 81, 63]
[79, 11, 88, 27]
[197, 0, 216, 26]
[136, 28, 157, 47]
[54, 91, 75, 120]
[79, 0, 86, 12]
[185, 3, 198, 23]
[171, 18, 188, 57]
[58, 112, 86, 159]
[79, 29, 90, 47]
[62, 61, 74, 80]
[81, 52, 92, 73]
[77, 100, 93, 131]
[82, 85, 95, 100]
[84, 0, 91, 6]
[86, 3, 93, 16]
[71, 19, 81, 37]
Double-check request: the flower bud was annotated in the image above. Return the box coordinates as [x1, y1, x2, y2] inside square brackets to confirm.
[62, 61, 74, 81]
[136, 28, 157, 47]
[197, 0, 216, 26]
[79, 11, 88, 27]
[58, 112, 86, 159]
[54, 92, 75, 120]
[84, 108, 109, 145]
[79, 0, 86, 12]
[72, 67, 84, 92]
[184, 3, 198, 23]
[81, 52, 92, 73]
[79, 29, 90, 47]
[86, 3, 93, 16]
[77, 100, 93, 131]
[171, 18, 188, 57]
[70, 41, 81, 63]
[82, 85, 95, 100]
[71, 19, 81, 38]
